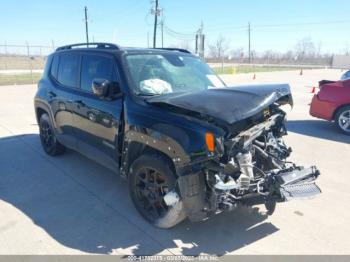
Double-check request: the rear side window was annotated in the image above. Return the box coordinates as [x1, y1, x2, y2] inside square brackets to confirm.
[80, 55, 114, 92]
[50, 55, 59, 80]
[57, 53, 80, 88]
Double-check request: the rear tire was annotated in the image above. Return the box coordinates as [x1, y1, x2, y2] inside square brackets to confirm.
[335, 106, 350, 135]
[128, 154, 187, 228]
[39, 113, 65, 156]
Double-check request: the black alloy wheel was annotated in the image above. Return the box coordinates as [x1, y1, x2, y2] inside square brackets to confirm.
[133, 167, 170, 221]
[39, 113, 65, 156]
[129, 154, 186, 228]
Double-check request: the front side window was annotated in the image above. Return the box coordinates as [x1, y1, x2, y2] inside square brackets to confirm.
[57, 53, 80, 88]
[80, 55, 114, 92]
[125, 53, 225, 96]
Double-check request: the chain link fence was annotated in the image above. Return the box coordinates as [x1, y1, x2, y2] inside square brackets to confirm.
[0, 43, 55, 85]
[0, 42, 339, 86]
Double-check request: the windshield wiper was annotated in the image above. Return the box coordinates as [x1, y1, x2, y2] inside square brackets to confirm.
[135, 92, 160, 97]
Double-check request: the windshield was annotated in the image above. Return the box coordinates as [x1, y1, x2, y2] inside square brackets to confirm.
[125, 53, 226, 96]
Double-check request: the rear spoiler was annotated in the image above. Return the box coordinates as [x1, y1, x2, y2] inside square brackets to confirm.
[319, 80, 336, 86]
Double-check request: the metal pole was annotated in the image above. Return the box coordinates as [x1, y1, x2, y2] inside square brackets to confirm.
[196, 22, 205, 59]
[84, 6, 89, 44]
[153, 0, 159, 48]
[202, 35, 205, 59]
[4, 41, 7, 55]
[147, 32, 150, 48]
[51, 40, 55, 51]
[200, 23, 205, 59]
[221, 56, 224, 73]
[4, 41, 8, 70]
[161, 20, 164, 48]
[248, 22, 251, 63]
[26, 41, 34, 84]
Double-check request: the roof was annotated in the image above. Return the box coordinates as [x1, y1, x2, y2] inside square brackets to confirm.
[55, 43, 192, 55]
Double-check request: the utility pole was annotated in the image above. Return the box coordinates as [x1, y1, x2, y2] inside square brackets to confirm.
[195, 22, 205, 59]
[152, 0, 159, 48]
[51, 40, 55, 51]
[84, 6, 89, 45]
[161, 19, 164, 48]
[200, 22, 204, 59]
[248, 22, 251, 63]
[4, 41, 7, 55]
[147, 32, 150, 48]
[4, 41, 8, 70]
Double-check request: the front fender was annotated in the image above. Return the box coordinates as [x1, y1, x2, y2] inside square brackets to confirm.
[120, 126, 193, 179]
[123, 127, 191, 167]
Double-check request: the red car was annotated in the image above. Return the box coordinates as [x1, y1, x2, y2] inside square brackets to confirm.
[310, 77, 350, 135]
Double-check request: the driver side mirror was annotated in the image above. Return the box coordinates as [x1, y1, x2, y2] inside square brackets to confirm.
[92, 78, 122, 99]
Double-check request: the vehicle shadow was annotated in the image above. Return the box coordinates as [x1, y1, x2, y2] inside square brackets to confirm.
[0, 134, 279, 255]
[287, 120, 350, 144]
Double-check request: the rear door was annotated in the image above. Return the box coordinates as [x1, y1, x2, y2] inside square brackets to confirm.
[71, 52, 123, 170]
[49, 52, 80, 149]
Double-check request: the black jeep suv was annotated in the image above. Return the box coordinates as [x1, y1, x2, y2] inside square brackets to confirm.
[34, 43, 321, 228]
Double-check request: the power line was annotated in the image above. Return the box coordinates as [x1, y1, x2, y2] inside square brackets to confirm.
[163, 31, 195, 41]
[163, 25, 197, 36]
[204, 19, 350, 32]
[254, 20, 350, 28]
[163, 30, 195, 40]
[162, 24, 197, 42]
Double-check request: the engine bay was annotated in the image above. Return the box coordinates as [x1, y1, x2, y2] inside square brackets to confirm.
[203, 107, 321, 215]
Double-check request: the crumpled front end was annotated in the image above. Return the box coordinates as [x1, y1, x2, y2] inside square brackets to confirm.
[174, 104, 321, 221]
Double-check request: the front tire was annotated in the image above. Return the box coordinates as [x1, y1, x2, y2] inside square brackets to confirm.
[335, 106, 350, 135]
[39, 113, 65, 156]
[128, 154, 187, 228]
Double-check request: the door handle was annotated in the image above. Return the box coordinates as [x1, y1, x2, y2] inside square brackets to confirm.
[75, 100, 85, 108]
[88, 112, 97, 122]
[48, 91, 57, 99]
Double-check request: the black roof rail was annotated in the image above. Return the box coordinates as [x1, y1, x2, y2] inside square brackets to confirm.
[153, 48, 191, 54]
[56, 42, 120, 51]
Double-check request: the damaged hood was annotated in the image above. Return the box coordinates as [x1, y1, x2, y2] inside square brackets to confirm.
[146, 83, 293, 125]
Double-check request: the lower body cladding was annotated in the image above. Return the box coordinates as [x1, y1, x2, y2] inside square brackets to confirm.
[165, 113, 321, 222]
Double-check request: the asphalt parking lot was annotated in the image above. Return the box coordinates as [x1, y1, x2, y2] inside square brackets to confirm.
[0, 69, 349, 255]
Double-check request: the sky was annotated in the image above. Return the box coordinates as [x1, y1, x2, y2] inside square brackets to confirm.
[0, 0, 349, 55]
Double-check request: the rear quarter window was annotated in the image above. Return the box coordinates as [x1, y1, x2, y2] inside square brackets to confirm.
[50, 55, 59, 80]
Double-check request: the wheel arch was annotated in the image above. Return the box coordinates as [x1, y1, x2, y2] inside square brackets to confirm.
[332, 103, 350, 120]
[36, 107, 47, 123]
[121, 129, 191, 178]
[34, 99, 56, 128]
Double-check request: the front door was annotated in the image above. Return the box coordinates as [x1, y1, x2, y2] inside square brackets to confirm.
[72, 53, 123, 170]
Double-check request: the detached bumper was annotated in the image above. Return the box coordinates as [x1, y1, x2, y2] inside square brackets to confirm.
[177, 165, 321, 221]
[275, 166, 321, 201]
